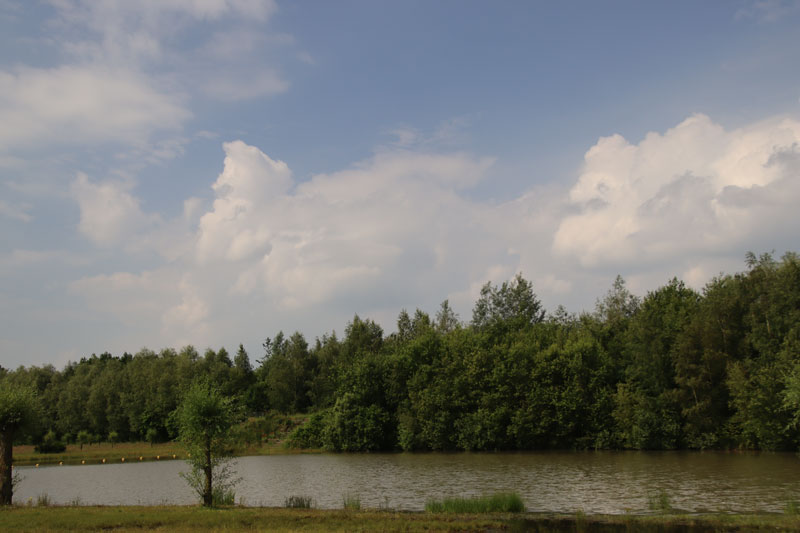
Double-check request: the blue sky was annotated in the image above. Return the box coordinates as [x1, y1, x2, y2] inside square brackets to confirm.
[2, 0, 800, 368]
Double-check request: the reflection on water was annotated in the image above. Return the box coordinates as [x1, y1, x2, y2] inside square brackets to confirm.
[14, 451, 800, 513]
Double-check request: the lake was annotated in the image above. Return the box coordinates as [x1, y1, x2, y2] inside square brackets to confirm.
[13, 451, 800, 513]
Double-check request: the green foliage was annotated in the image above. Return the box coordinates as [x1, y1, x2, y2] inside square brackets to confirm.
[425, 492, 525, 513]
[76, 430, 90, 450]
[284, 495, 313, 508]
[173, 380, 243, 506]
[472, 273, 545, 335]
[5, 257, 800, 456]
[145, 427, 159, 446]
[34, 429, 66, 453]
[0, 382, 38, 505]
[0, 382, 38, 436]
[212, 486, 236, 506]
[286, 411, 327, 449]
[324, 392, 392, 452]
[647, 489, 673, 513]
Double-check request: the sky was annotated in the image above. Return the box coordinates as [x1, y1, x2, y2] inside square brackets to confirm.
[1, 0, 800, 369]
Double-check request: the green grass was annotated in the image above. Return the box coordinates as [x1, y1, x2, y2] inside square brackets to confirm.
[787, 500, 800, 515]
[425, 491, 525, 513]
[2, 507, 800, 532]
[11, 441, 187, 467]
[0, 506, 506, 532]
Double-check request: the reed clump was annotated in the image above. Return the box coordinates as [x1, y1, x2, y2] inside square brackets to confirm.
[284, 495, 314, 509]
[342, 493, 361, 510]
[425, 492, 525, 513]
[646, 489, 672, 513]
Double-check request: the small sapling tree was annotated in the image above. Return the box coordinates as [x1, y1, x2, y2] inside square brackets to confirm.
[0, 383, 38, 505]
[76, 430, 90, 450]
[173, 380, 242, 506]
[145, 427, 158, 447]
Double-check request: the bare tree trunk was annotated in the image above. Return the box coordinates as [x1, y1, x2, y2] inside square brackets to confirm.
[0, 430, 14, 505]
[203, 436, 212, 507]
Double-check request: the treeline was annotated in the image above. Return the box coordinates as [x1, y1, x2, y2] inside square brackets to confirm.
[2, 252, 800, 452]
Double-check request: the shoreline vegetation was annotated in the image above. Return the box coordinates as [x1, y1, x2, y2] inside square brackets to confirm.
[4, 253, 800, 458]
[11, 414, 315, 467]
[2, 506, 800, 532]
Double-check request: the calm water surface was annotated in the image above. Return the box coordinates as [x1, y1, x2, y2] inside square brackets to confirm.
[14, 451, 800, 513]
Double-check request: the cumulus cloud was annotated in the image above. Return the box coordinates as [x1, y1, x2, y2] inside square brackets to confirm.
[68, 141, 516, 350]
[196, 142, 498, 308]
[65, 112, 800, 355]
[553, 114, 800, 271]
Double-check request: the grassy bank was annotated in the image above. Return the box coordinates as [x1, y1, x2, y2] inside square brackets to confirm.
[12, 439, 320, 467]
[12, 415, 316, 467]
[2, 507, 800, 532]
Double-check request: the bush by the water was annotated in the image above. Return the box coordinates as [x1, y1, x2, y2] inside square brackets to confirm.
[425, 492, 525, 513]
[34, 430, 66, 454]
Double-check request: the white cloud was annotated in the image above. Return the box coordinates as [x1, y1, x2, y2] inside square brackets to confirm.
[553, 113, 800, 269]
[0, 65, 189, 150]
[70, 173, 158, 246]
[47, 0, 288, 102]
[61, 112, 800, 358]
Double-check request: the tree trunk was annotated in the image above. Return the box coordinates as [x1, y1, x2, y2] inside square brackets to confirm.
[203, 437, 212, 507]
[0, 430, 14, 505]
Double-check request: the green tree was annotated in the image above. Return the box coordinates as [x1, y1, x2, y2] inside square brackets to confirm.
[76, 429, 90, 450]
[435, 299, 460, 333]
[173, 380, 243, 506]
[472, 274, 545, 335]
[0, 383, 38, 505]
[145, 427, 159, 447]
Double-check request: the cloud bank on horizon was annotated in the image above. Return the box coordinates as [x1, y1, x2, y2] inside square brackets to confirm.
[1, 0, 799, 367]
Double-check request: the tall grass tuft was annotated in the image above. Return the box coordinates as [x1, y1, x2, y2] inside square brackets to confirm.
[785, 500, 800, 515]
[211, 487, 236, 506]
[342, 492, 361, 510]
[425, 492, 525, 513]
[647, 489, 672, 513]
[284, 495, 314, 509]
[36, 493, 51, 507]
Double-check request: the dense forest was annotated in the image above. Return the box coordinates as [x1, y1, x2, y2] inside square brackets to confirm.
[2, 252, 800, 452]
